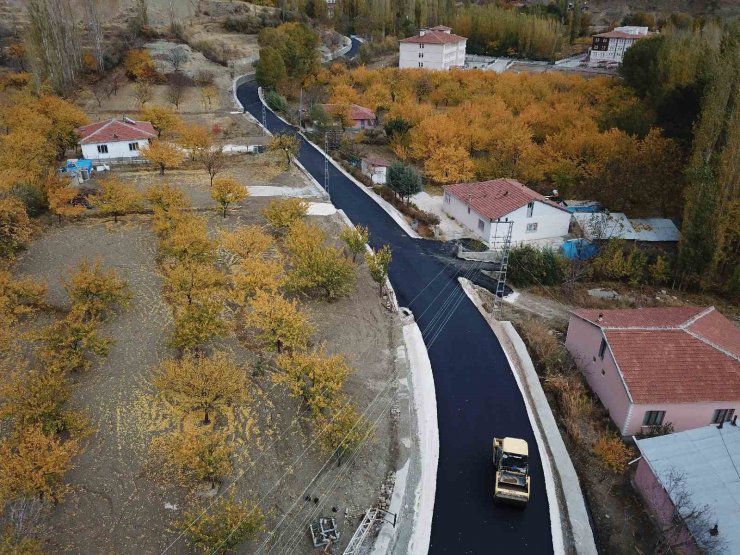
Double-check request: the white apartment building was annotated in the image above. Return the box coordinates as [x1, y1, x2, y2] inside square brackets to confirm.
[589, 26, 651, 66]
[399, 26, 466, 71]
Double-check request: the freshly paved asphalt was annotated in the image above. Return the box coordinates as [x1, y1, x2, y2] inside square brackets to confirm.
[236, 83, 553, 554]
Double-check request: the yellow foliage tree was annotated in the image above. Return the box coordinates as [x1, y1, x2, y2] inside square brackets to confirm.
[210, 177, 248, 218]
[64, 259, 131, 321]
[146, 182, 192, 236]
[170, 298, 229, 351]
[150, 430, 233, 488]
[260, 198, 308, 231]
[232, 257, 284, 303]
[423, 145, 475, 185]
[267, 133, 300, 169]
[0, 198, 32, 259]
[317, 403, 372, 464]
[593, 434, 634, 473]
[245, 289, 313, 353]
[177, 124, 213, 161]
[220, 226, 274, 260]
[339, 225, 369, 262]
[36, 309, 111, 373]
[163, 261, 226, 307]
[141, 141, 184, 175]
[48, 183, 84, 222]
[275, 345, 350, 416]
[160, 215, 216, 264]
[141, 105, 182, 138]
[153, 352, 248, 425]
[96, 176, 142, 223]
[0, 425, 79, 504]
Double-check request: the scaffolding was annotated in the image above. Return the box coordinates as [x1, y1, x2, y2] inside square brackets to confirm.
[342, 508, 396, 555]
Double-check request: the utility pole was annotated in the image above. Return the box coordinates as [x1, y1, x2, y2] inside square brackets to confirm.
[299, 87, 304, 131]
[262, 103, 267, 135]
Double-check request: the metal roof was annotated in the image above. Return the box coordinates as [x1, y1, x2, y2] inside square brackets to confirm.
[573, 212, 680, 241]
[635, 425, 740, 551]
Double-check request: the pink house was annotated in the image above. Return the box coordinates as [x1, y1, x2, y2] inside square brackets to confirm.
[565, 307, 740, 436]
[633, 424, 740, 553]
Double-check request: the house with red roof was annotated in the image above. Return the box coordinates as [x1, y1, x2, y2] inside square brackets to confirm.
[565, 306, 740, 436]
[76, 116, 157, 161]
[320, 104, 376, 130]
[588, 26, 651, 67]
[399, 26, 467, 71]
[442, 179, 571, 245]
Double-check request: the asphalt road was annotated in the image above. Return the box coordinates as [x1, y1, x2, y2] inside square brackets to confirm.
[236, 83, 554, 554]
[346, 36, 362, 59]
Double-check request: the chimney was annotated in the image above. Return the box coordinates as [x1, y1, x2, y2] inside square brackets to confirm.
[420, 28, 427, 36]
[597, 313, 604, 322]
[552, 189, 559, 196]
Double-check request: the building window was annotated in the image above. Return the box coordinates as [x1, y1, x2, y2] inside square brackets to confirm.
[420, 43, 424, 49]
[477, 219, 485, 231]
[712, 408, 735, 424]
[527, 201, 534, 217]
[97, 144, 108, 154]
[467, 206, 471, 214]
[444, 193, 450, 203]
[598, 338, 607, 359]
[643, 411, 666, 426]
[128, 142, 138, 151]
[525, 222, 538, 233]
[419, 53, 423, 58]
[418, 62, 423, 68]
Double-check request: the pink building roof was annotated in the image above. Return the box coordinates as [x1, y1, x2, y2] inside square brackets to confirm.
[363, 157, 389, 167]
[321, 104, 375, 122]
[76, 117, 156, 145]
[444, 179, 568, 221]
[400, 30, 466, 45]
[571, 307, 740, 404]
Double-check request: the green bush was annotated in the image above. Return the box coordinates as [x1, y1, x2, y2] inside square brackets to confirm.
[508, 245, 566, 287]
[265, 90, 287, 112]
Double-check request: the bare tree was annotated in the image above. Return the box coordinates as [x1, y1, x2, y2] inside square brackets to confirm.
[83, 0, 105, 73]
[107, 72, 122, 97]
[2, 497, 44, 547]
[168, 46, 189, 72]
[167, 72, 188, 108]
[26, 0, 82, 94]
[650, 468, 727, 554]
[133, 80, 152, 108]
[91, 80, 107, 108]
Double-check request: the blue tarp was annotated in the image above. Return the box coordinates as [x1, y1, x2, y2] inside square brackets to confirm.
[561, 238, 599, 260]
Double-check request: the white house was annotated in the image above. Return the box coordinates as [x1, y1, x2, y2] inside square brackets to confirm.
[588, 26, 651, 66]
[442, 179, 571, 246]
[76, 116, 157, 162]
[399, 26, 467, 71]
[361, 157, 389, 185]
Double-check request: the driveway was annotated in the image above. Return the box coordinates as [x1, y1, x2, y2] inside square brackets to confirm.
[236, 82, 554, 554]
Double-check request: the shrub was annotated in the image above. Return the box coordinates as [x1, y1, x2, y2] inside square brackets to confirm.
[387, 162, 422, 202]
[265, 90, 287, 112]
[373, 186, 440, 226]
[593, 434, 634, 473]
[192, 41, 228, 66]
[223, 16, 261, 34]
[508, 245, 566, 287]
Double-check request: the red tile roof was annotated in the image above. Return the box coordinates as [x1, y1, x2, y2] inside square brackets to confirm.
[400, 30, 467, 45]
[571, 307, 740, 404]
[363, 157, 389, 167]
[321, 104, 375, 122]
[444, 179, 569, 221]
[76, 117, 156, 145]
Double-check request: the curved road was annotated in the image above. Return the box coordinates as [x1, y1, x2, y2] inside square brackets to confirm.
[236, 83, 553, 554]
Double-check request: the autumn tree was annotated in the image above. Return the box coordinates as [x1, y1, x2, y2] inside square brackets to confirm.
[0, 369, 86, 437]
[153, 352, 248, 425]
[387, 163, 422, 202]
[141, 141, 184, 175]
[211, 177, 248, 218]
[160, 215, 216, 264]
[170, 299, 229, 351]
[593, 434, 634, 474]
[261, 198, 308, 232]
[133, 80, 153, 107]
[178, 124, 213, 162]
[340, 225, 369, 262]
[0, 198, 32, 259]
[232, 258, 285, 303]
[146, 182, 192, 236]
[124, 49, 156, 81]
[285, 221, 355, 299]
[424, 145, 475, 185]
[245, 290, 313, 353]
[275, 346, 350, 416]
[96, 176, 142, 223]
[220, 226, 274, 260]
[163, 262, 226, 307]
[199, 85, 218, 111]
[0, 271, 45, 353]
[36, 310, 111, 373]
[142, 105, 182, 138]
[0, 425, 79, 504]
[318, 403, 372, 465]
[365, 245, 392, 295]
[268, 133, 300, 170]
[47, 184, 84, 222]
[64, 259, 131, 321]
[167, 73, 188, 108]
[178, 494, 265, 554]
[150, 430, 233, 488]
